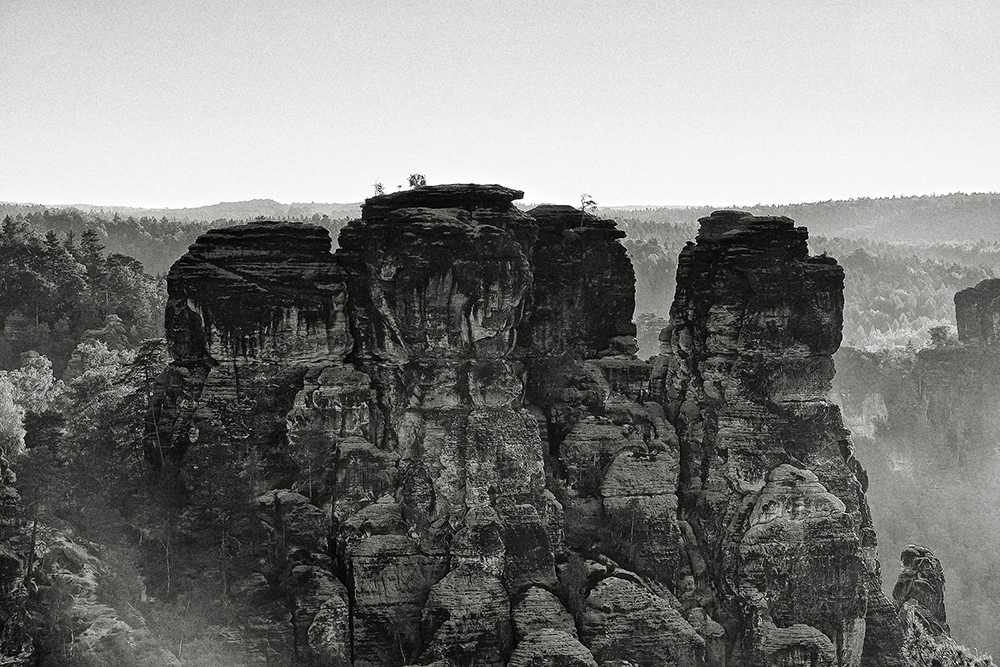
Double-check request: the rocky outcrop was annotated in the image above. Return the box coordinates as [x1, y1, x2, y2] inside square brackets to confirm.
[146, 191, 909, 666]
[893, 545, 948, 636]
[653, 211, 903, 666]
[892, 545, 995, 666]
[833, 277, 1000, 473]
[955, 278, 1000, 346]
[0, 459, 32, 666]
[517, 204, 637, 358]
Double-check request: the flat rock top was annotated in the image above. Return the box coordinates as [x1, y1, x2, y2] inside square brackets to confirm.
[178, 219, 335, 261]
[362, 184, 524, 219]
[696, 210, 798, 242]
[527, 204, 619, 231]
[956, 277, 1000, 302]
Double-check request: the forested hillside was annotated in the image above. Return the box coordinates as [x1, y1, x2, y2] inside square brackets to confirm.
[0, 217, 165, 372]
[0, 207, 352, 275]
[602, 192, 1000, 243]
[617, 219, 996, 356]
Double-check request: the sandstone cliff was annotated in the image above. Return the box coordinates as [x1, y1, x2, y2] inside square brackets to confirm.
[143, 188, 907, 666]
[652, 211, 903, 667]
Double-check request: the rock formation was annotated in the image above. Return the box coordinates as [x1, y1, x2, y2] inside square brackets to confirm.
[147, 190, 907, 666]
[0, 459, 32, 666]
[652, 211, 903, 666]
[890, 545, 994, 666]
[893, 545, 948, 636]
[955, 278, 1000, 346]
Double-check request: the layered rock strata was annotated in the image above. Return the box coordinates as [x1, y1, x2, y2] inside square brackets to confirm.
[653, 211, 903, 666]
[334, 185, 547, 667]
[150, 191, 904, 666]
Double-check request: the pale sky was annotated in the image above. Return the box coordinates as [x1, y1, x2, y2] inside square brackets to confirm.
[2, 0, 998, 208]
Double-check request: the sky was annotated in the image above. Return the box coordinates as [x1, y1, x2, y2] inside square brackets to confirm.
[2, 0, 999, 208]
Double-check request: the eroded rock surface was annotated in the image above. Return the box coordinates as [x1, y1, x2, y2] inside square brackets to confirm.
[653, 210, 903, 666]
[893, 544, 949, 636]
[955, 278, 1000, 346]
[147, 191, 909, 666]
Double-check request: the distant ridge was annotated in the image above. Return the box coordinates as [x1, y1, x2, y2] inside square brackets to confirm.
[5, 191, 1000, 243]
[1, 199, 362, 222]
[600, 192, 1000, 243]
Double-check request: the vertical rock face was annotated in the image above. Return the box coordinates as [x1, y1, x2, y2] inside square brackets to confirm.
[151, 220, 351, 469]
[955, 278, 1000, 346]
[518, 204, 698, 666]
[890, 545, 993, 666]
[147, 220, 355, 664]
[149, 192, 907, 666]
[336, 184, 543, 667]
[653, 211, 902, 666]
[517, 204, 637, 357]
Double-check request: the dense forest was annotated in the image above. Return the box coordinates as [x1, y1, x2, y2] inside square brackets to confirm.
[0, 217, 165, 372]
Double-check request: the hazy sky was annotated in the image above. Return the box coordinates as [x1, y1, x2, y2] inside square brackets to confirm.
[2, 0, 998, 207]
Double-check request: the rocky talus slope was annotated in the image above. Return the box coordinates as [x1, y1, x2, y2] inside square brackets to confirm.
[120, 188, 966, 666]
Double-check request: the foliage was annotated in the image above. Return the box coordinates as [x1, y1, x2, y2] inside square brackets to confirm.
[0, 216, 166, 372]
[0, 374, 26, 456]
[634, 312, 669, 360]
[617, 218, 994, 351]
[902, 607, 995, 666]
[407, 173, 426, 188]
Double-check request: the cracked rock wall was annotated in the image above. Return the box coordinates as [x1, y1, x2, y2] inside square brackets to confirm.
[148, 191, 905, 666]
[652, 210, 903, 667]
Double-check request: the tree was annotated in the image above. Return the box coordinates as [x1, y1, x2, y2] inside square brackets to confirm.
[408, 174, 426, 188]
[6, 351, 63, 413]
[373, 182, 385, 196]
[928, 325, 955, 349]
[80, 229, 108, 300]
[0, 375, 26, 456]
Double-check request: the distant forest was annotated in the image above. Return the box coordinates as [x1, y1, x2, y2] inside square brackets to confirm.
[620, 221, 994, 356]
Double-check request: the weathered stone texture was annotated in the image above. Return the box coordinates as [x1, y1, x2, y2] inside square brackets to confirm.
[893, 544, 949, 635]
[146, 191, 913, 666]
[955, 277, 1000, 345]
[653, 210, 902, 667]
